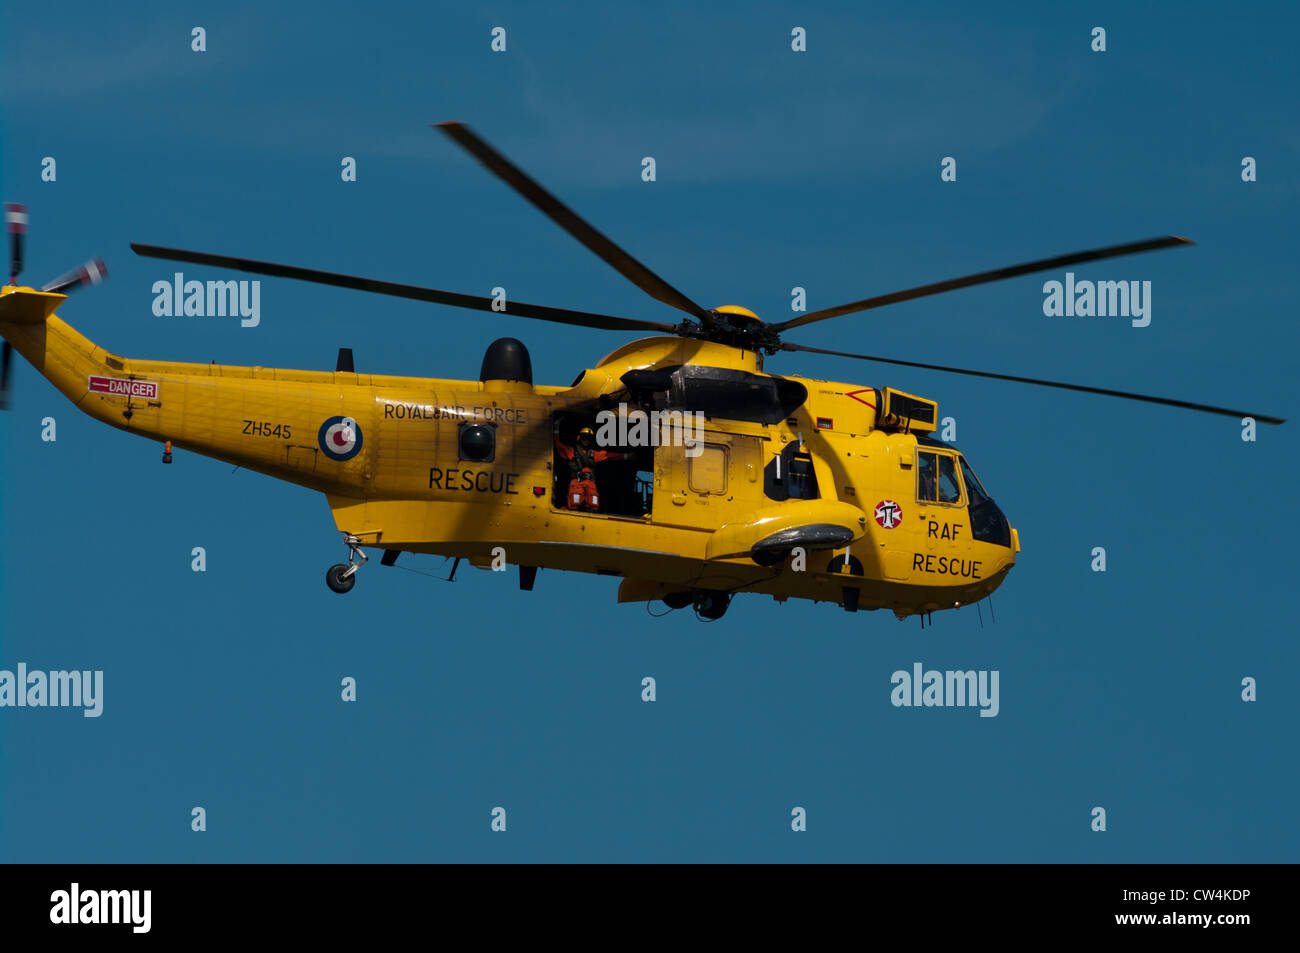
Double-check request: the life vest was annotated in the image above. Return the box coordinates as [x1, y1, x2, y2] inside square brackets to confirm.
[569, 443, 598, 477]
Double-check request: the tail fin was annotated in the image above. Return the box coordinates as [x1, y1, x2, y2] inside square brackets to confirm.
[0, 288, 67, 324]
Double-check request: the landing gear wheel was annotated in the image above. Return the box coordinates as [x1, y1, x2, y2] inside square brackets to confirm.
[326, 563, 356, 593]
[663, 591, 694, 610]
[325, 533, 368, 593]
[694, 591, 731, 620]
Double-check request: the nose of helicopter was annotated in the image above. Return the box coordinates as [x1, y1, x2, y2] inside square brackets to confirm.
[968, 495, 1013, 548]
[969, 497, 1019, 594]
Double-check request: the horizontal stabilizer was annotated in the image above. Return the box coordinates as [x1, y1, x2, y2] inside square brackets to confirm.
[0, 288, 67, 324]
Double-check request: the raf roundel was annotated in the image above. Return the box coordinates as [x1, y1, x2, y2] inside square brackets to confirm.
[318, 416, 363, 461]
[874, 499, 903, 530]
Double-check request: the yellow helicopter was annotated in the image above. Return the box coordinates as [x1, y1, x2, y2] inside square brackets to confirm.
[0, 124, 1283, 620]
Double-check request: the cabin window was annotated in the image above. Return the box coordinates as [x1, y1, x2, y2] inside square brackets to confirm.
[917, 450, 962, 505]
[689, 444, 728, 495]
[786, 454, 816, 499]
[764, 442, 819, 501]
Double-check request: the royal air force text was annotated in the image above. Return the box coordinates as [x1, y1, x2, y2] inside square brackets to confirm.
[384, 403, 526, 423]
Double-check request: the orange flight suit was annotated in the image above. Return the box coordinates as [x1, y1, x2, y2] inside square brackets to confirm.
[554, 433, 626, 511]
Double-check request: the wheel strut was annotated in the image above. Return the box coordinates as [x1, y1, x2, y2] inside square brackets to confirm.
[326, 533, 369, 594]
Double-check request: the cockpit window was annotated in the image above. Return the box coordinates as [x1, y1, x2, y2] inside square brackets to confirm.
[917, 450, 962, 505]
[937, 454, 961, 504]
[959, 456, 990, 507]
[959, 453, 1012, 547]
[917, 452, 937, 501]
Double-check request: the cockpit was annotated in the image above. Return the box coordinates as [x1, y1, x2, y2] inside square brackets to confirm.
[915, 440, 1011, 547]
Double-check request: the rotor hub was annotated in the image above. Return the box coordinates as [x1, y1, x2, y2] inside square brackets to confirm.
[677, 305, 781, 352]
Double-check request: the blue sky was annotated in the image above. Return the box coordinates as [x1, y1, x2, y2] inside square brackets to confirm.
[1, 0, 1296, 861]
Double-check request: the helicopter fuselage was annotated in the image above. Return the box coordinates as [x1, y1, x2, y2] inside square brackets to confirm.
[0, 290, 1018, 617]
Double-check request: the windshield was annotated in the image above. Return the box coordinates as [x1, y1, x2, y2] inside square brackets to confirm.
[959, 455, 991, 506]
[959, 453, 1011, 546]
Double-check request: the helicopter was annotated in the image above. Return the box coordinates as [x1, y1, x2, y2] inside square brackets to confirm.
[0, 123, 1284, 621]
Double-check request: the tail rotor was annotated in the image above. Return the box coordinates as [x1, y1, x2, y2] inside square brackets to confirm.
[6, 202, 26, 284]
[0, 203, 109, 410]
[41, 257, 108, 295]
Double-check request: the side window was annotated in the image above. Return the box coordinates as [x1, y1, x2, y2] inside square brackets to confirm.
[937, 454, 961, 504]
[764, 443, 819, 501]
[917, 451, 938, 502]
[917, 450, 961, 504]
[786, 454, 816, 499]
[689, 444, 728, 495]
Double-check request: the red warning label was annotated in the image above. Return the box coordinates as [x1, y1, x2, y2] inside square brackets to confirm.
[88, 375, 157, 399]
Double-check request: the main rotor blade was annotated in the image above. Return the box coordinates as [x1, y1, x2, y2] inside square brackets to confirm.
[130, 245, 678, 334]
[435, 122, 713, 327]
[778, 341, 1284, 424]
[772, 236, 1194, 332]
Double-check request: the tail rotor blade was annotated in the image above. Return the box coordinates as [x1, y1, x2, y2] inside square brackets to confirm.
[41, 257, 108, 295]
[0, 340, 12, 410]
[5, 203, 27, 284]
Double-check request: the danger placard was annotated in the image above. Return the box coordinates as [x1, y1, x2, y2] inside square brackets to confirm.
[88, 376, 158, 399]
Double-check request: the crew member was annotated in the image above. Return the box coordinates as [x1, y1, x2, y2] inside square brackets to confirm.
[553, 423, 627, 512]
[917, 452, 937, 502]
